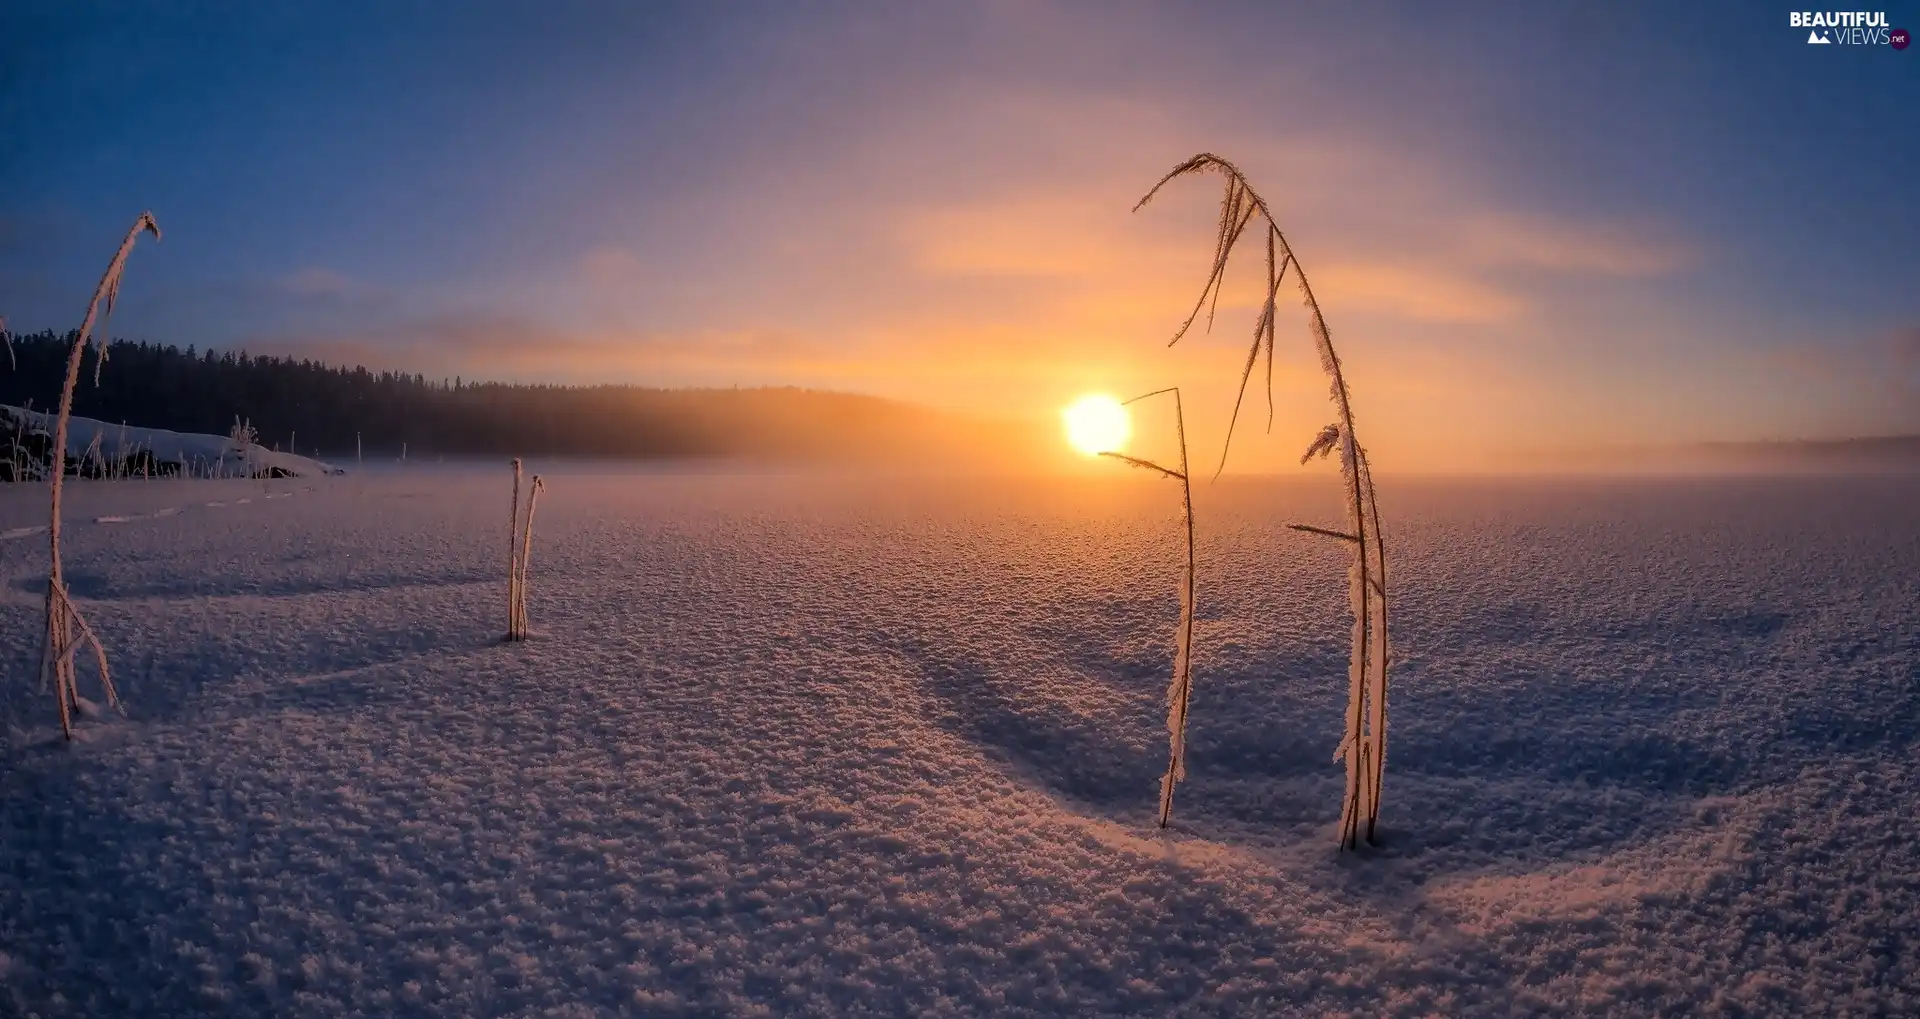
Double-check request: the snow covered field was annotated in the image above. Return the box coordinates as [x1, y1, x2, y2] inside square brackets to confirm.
[1, 467, 1915, 1017]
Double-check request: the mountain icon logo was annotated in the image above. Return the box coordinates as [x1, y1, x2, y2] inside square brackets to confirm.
[1808, 28, 1833, 43]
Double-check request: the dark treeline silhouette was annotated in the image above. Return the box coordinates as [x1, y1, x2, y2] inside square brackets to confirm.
[0, 330, 1034, 464]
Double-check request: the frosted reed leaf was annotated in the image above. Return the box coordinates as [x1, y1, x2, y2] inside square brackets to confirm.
[1301, 424, 1341, 464]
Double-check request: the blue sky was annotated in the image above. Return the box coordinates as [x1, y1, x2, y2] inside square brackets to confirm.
[2, 1, 1914, 467]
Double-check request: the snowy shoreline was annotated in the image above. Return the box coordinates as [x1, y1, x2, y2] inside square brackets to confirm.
[2, 403, 336, 480]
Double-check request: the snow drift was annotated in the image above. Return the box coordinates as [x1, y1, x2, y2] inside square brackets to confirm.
[1, 403, 337, 480]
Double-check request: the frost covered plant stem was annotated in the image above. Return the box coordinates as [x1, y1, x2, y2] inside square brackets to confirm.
[506, 461, 545, 641]
[42, 212, 159, 739]
[1136, 154, 1391, 849]
[507, 459, 524, 637]
[1100, 387, 1197, 828]
[230, 416, 258, 479]
[516, 476, 545, 636]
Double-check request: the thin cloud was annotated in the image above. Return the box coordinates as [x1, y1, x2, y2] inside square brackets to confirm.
[244, 314, 839, 386]
[576, 246, 647, 288]
[1459, 214, 1697, 276]
[1749, 325, 1920, 435]
[276, 267, 362, 299]
[880, 122, 1697, 332]
[1312, 260, 1529, 325]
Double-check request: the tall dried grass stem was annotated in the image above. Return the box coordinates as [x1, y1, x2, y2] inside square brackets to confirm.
[1101, 387, 1197, 828]
[42, 211, 158, 739]
[1136, 155, 1390, 848]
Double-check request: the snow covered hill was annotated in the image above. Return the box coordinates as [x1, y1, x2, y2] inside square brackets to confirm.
[1, 403, 338, 480]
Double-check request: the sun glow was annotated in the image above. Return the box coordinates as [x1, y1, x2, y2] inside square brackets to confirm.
[1062, 393, 1131, 456]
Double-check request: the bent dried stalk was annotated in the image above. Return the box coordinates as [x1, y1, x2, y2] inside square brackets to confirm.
[43, 211, 160, 739]
[1100, 387, 1196, 828]
[1136, 154, 1391, 849]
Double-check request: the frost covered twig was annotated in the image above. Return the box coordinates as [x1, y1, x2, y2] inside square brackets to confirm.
[229, 417, 259, 478]
[1136, 154, 1392, 849]
[516, 475, 545, 637]
[506, 461, 545, 641]
[508, 458, 523, 637]
[1100, 387, 1198, 828]
[1287, 523, 1357, 543]
[42, 211, 159, 739]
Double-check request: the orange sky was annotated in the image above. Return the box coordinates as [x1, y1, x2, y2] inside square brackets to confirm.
[246, 81, 1911, 474]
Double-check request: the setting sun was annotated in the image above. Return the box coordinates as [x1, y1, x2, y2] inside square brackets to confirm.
[1062, 393, 1131, 456]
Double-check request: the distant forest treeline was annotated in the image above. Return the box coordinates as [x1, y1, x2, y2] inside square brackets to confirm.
[0, 330, 1033, 464]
